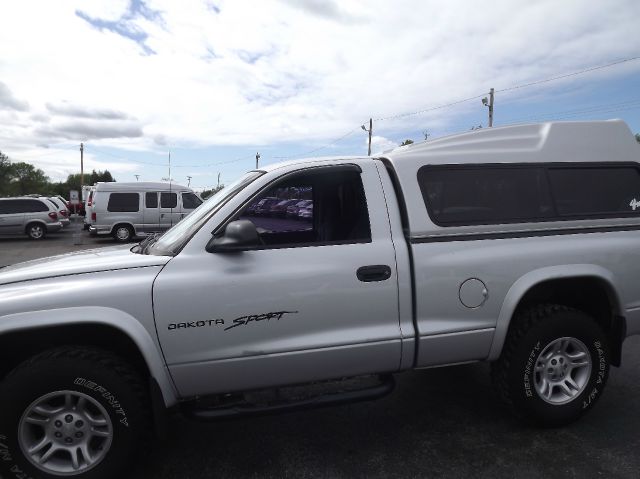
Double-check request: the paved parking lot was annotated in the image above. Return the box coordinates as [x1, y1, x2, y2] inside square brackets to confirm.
[0, 217, 113, 267]
[1, 224, 639, 478]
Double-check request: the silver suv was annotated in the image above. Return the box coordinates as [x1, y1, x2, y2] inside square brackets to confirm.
[0, 197, 63, 239]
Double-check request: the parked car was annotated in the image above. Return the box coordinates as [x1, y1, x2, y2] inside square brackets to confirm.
[47, 197, 70, 227]
[298, 203, 313, 220]
[269, 199, 299, 217]
[286, 199, 312, 218]
[54, 195, 75, 217]
[0, 196, 63, 239]
[88, 182, 203, 242]
[1, 121, 640, 479]
[252, 197, 279, 216]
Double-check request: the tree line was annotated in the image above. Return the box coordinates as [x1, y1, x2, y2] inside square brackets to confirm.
[0, 151, 115, 199]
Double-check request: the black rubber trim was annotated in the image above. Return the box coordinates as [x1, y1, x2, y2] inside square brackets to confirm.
[610, 315, 627, 368]
[376, 158, 420, 366]
[410, 224, 640, 243]
[183, 375, 395, 421]
[149, 377, 169, 439]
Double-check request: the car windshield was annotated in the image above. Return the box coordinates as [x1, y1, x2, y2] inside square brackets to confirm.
[147, 171, 263, 256]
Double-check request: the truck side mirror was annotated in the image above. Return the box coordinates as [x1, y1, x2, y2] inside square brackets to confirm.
[206, 220, 260, 253]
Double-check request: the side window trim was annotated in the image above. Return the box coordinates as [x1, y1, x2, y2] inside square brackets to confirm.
[213, 164, 371, 249]
[213, 164, 362, 236]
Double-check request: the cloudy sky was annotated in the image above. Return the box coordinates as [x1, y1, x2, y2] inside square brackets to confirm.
[0, 0, 639, 190]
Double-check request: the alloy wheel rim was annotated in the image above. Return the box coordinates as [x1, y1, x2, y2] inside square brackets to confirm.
[30, 226, 43, 239]
[533, 337, 592, 405]
[18, 390, 113, 476]
[116, 228, 130, 240]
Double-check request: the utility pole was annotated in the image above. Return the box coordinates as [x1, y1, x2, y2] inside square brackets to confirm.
[80, 142, 84, 193]
[361, 118, 373, 156]
[255, 152, 260, 169]
[217, 172, 220, 188]
[187, 175, 192, 187]
[482, 88, 495, 127]
[489, 87, 494, 127]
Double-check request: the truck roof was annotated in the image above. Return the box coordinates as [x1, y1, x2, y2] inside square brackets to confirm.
[258, 120, 639, 173]
[382, 119, 639, 167]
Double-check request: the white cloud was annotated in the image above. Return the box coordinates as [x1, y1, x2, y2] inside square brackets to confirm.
[0, 0, 639, 179]
[370, 135, 397, 154]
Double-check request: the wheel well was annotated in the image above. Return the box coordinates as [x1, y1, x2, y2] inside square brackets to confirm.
[111, 223, 134, 233]
[24, 221, 46, 233]
[0, 324, 151, 383]
[515, 276, 625, 365]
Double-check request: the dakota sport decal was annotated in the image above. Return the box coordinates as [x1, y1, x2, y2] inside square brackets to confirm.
[167, 310, 298, 332]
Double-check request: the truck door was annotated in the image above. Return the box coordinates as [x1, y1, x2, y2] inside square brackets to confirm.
[153, 162, 403, 397]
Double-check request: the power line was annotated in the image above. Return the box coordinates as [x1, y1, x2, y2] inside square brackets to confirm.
[272, 127, 360, 159]
[496, 56, 640, 93]
[373, 55, 640, 125]
[502, 98, 640, 124]
[374, 94, 487, 122]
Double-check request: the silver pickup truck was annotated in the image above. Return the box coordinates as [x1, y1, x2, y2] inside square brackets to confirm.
[1, 120, 639, 479]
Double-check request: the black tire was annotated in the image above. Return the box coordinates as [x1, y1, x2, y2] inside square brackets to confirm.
[492, 304, 610, 427]
[112, 225, 134, 243]
[0, 347, 149, 479]
[26, 222, 46, 240]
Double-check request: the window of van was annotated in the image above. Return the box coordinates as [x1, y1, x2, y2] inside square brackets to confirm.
[146, 192, 158, 208]
[182, 192, 202, 209]
[161, 192, 177, 208]
[107, 193, 139, 212]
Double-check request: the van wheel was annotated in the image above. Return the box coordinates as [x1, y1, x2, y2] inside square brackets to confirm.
[26, 222, 46, 240]
[491, 304, 610, 426]
[0, 347, 149, 479]
[112, 225, 133, 243]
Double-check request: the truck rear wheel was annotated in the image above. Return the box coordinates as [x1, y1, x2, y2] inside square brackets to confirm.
[492, 304, 610, 426]
[0, 347, 149, 479]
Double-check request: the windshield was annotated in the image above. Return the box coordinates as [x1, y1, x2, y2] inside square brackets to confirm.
[148, 171, 263, 255]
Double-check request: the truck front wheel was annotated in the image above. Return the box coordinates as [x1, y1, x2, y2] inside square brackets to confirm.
[0, 347, 149, 479]
[492, 304, 610, 426]
[112, 224, 134, 243]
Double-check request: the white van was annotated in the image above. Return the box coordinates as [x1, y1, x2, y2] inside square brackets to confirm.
[88, 182, 203, 242]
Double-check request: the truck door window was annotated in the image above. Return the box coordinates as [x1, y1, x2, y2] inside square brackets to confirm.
[234, 168, 371, 247]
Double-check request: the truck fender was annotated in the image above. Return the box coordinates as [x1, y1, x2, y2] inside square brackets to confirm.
[0, 305, 178, 407]
[487, 264, 622, 361]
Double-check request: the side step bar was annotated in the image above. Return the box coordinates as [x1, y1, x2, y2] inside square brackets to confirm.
[183, 375, 395, 421]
